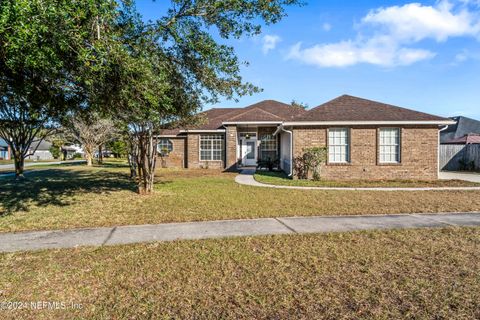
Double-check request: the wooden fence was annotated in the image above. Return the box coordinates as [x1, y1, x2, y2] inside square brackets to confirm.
[439, 144, 480, 171]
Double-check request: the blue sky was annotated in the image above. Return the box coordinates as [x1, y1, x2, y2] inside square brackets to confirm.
[137, 0, 480, 119]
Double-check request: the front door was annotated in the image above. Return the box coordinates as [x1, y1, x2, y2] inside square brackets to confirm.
[241, 139, 257, 166]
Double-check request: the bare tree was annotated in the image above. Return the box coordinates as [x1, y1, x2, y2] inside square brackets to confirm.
[64, 114, 118, 166]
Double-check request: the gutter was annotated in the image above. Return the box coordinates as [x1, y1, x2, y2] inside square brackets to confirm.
[274, 125, 293, 177]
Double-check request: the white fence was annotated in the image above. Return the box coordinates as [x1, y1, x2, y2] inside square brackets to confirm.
[439, 144, 480, 171]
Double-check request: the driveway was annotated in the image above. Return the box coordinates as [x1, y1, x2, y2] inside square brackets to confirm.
[0, 159, 85, 170]
[439, 171, 480, 183]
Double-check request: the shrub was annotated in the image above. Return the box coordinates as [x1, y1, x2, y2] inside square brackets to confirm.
[293, 147, 327, 180]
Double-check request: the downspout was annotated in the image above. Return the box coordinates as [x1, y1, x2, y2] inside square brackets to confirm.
[438, 125, 449, 178]
[274, 124, 293, 177]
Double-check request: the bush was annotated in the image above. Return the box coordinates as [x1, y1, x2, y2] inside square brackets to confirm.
[72, 153, 83, 160]
[293, 147, 327, 180]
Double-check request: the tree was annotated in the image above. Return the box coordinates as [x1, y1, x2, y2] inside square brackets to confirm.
[0, 0, 116, 178]
[86, 0, 301, 194]
[64, 113, 118, 166]
[291, 100, 309, 110]
[107, 139, 128, 158]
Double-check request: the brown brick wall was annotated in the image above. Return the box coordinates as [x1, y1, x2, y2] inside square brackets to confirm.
[186, 133, 225, 169]
[292, 126, 438, 180]
[225, 126, 237, 170]
[155, 137, 186, 168]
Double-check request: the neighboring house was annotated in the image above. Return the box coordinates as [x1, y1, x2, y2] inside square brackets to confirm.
[0, 138, 11, 160]
[25, 139, 54, 161]
[440, 116, 480, 144]
[62, 144, 84, 159]
[158, 95, 453, 180]
[442, 133, 480, 145]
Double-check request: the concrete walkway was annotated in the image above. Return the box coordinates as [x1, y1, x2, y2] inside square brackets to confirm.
[0, 212, 479, 253]
[235, 169, 480, 191]
[439, 171, 480, 183]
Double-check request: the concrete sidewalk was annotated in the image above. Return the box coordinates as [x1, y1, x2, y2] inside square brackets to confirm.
[0, 212, 478, 253]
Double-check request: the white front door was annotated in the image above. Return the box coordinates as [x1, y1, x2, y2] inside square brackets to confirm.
[241, 139, 257, 166]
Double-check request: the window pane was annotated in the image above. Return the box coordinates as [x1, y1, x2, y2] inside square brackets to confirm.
[379, 128, 400, 163]
[328, 128, 349, 163]
[259, 134, 277, 161]
[157, 139, 173, 155]
[200, 134, 224, 161]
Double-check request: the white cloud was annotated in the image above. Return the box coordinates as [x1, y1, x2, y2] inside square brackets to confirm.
[363, 1, 480, 42]
[322, 23, 332, 31]
[287, 1, 480, 68]
[287, 41, 435, 67]
[262, 35, 281, 54]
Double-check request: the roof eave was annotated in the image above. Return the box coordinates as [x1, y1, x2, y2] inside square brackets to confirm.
[222, 121, 283, 125]
[179, 129, 226, 133]
[283, 120, 456, 126]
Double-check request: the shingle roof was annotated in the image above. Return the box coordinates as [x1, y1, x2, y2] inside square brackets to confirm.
[440, 116, 480, 143]
[29, 139, 52, 151]
[160, 100, 306, 134]
[293, 95, 449, 122]
[158, 96, 449, 137]
[443, 133, 480, 144]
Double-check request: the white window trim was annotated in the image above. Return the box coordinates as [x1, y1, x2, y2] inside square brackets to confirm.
[328, 128, 350, 164]
[199, 134, 224, 161]
[378, 127, 401, 164]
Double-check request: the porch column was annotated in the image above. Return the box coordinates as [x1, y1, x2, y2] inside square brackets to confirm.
[225, 125, 237, 171]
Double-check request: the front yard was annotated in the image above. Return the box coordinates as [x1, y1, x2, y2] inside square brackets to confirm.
[254, 171, 480, 187]
[1, 164, 480, 233]
[0, 228, 478, 319]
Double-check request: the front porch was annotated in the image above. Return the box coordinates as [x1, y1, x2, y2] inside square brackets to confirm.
[233, 126, 291, 173]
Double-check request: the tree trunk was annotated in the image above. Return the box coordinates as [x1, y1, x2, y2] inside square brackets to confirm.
[135, 127, 157, 195]
[98, 145, 103, 164]
[85, 152, 93, 166]
[13, 151, 25, 180]
[84, 144, 94, 166]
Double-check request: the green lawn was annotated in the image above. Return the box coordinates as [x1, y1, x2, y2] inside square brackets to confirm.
[255, 170, 480, 187]
[1, 164, 480, 233]
[0, 228, 478, 319]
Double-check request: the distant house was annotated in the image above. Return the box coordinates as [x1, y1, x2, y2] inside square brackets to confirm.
[62, 144, 84, 159]
[0, 139, 11, 160]
[441, 116, 480, 144]
[443, 133, 480, 145]
[25, 139, 54, 161]
[439, 116, 480, 171]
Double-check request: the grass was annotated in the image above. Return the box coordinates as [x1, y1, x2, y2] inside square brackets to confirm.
[0, 227, 478, 319]
[0, 164, 480, 233]
[255, 170, 480, 187]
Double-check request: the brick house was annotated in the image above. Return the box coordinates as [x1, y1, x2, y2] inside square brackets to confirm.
[157, 95, 454, 180]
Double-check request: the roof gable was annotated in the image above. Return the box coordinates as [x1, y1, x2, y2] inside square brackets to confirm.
[293, 95, 449, 122]
[225, 107, 283, 122]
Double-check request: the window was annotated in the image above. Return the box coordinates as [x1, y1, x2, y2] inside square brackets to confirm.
[200, 134, 224, 161]
[157, 139, 173, 156]
[328, 128, 349, 163]
[259, 134, 277, 161]
[379, 128, 400, 163]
